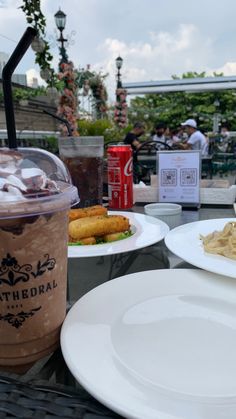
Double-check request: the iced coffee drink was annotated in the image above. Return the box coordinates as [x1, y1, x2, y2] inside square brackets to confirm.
[0, 148, 78, 368]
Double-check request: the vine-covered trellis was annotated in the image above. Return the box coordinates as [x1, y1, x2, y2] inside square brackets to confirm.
[20, 0, 109, 130]
[114, 87, 128, 127]
[76, 66, 108, 119]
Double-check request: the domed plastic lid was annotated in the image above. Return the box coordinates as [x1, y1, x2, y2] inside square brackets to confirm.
[0, 147, 79, 218]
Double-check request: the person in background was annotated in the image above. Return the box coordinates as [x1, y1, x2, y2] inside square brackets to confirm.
[218, 123, 230, 152]
[176, 126, 187, 142]
[152, 122, 167, 143]
[178, 118, 208, 155]
[151, 122, 171, 150]
[167, 128, 183, 147]
[220, 123, 230, 139]
[123, 122, 146, 183]
[123, 121, 145, 151]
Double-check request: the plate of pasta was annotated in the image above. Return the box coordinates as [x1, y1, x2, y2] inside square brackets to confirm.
[68, 207, 169, 258]
[165, 218, 236, 278]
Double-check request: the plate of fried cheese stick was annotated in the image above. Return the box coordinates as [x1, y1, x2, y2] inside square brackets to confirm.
[68, 205, 169, 258]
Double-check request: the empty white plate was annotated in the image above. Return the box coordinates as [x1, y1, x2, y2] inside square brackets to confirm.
[61, 269, 236, 419]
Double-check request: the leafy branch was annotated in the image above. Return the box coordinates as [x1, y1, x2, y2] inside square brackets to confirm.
[0, 86, 47, 102]
[20, 0, 46, 33]
[20, 0, 56, 86]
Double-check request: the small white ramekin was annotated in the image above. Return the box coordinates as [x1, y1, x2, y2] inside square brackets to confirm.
[144, 203, 182, 229]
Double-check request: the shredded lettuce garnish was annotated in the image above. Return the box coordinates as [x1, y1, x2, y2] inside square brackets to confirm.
[68, 230, 133, 246]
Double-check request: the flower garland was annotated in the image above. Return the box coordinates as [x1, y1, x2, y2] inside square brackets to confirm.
[114, 88, 128, 127]
[21, 1, 108, 127]
[89, 74, 108, 118]
[57, 61, 79, 136]
[76, 67, 108, 118]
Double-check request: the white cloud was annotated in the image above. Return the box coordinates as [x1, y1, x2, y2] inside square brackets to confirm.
[1, 0, 236, 106]
[149, 24, 196, 54]
[215, 62, 236, 76]
[94, 24, 215, 102]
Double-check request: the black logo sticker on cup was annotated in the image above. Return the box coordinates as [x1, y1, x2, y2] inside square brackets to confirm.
[0, 306, 41, 328]
[0, 253, 56, 286]
[0, 253, 57, 328]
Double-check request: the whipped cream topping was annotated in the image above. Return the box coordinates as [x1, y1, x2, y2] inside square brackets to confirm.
[0, 149, 60, 202]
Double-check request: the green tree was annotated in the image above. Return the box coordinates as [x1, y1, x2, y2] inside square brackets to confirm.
[129, 72, 236, 133]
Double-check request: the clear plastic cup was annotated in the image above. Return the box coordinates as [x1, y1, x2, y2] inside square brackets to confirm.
[58, 136, 104, 208]
[0, 147, 78, 370]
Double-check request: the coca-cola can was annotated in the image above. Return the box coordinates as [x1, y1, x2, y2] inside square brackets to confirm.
[107, 144, 133, 209]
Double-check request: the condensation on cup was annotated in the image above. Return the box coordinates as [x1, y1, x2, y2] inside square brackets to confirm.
[0, 147, 78, 370]
[107, 144, 133, 209]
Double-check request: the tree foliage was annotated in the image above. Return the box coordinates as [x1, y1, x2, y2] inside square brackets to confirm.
[129, 72, 236, 132]
[20, 0, 57, 86]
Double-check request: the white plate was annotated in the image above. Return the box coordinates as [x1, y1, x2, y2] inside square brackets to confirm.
[165, 218, 236, 278]
[68, 211, 169, 258]
[61, 269, 236, 419]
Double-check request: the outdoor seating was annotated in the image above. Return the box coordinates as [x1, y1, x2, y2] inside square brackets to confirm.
[133, 140, 173, 183]
[0, 367, 122, 418]
[1, 204, 236, 419]
[208, 135, 236, 177]
[2, 3, 236, 418]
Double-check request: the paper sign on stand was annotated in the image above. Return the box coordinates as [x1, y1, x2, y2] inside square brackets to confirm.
[157, 150, 201, 207]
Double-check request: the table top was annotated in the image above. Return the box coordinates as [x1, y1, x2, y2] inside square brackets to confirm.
[0, 203, 235, 418]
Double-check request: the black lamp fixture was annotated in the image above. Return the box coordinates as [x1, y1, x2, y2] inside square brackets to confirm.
[115, 55, 123, 88]
[54, 8, 68, 65]
[54, 9, 66, 30]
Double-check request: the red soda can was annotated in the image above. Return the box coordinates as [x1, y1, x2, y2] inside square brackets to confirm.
[107, 144, 133, 209]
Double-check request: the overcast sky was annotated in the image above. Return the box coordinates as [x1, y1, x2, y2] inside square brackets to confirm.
[0, 0, 236, 102]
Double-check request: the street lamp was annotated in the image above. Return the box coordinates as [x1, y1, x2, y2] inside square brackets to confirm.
[54, 8, 68, 65]
[115, 55, 123, 88]
[213, 98, 220, 133]
[114, 56, 127, 127]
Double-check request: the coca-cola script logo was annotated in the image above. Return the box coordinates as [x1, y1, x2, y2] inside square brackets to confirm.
[124, 157, 133, 176]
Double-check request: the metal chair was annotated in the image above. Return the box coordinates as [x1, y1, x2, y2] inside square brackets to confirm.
[133, 140, 173, 184]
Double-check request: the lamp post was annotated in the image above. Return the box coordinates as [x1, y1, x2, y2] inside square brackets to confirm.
[115, 56, 123, 88]
[54, 8, 68, 66]
[213, 98, 220, 133]
[114, 56, 127, 127]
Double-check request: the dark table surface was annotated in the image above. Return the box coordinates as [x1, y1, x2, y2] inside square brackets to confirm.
[0, 203, 235, 418]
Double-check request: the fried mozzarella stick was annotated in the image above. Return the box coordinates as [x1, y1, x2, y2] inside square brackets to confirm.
[69, 205, 107, 222]
[69, 215, 130, 240]
[102, 232, 129, 242]
[68, 235, 97, 245]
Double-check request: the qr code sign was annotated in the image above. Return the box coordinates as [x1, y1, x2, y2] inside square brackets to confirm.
[180, 168, 197, 186]
[161, 169, 177, 186]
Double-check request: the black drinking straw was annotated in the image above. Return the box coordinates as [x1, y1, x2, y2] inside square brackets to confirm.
[2, 27, 37, 149]
[42, 109, 73, 136]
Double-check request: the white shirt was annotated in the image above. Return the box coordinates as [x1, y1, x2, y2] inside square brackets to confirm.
[152, 134, 167, 149]
[187, 130, 208, 155]
[152, 134, 166, 142]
